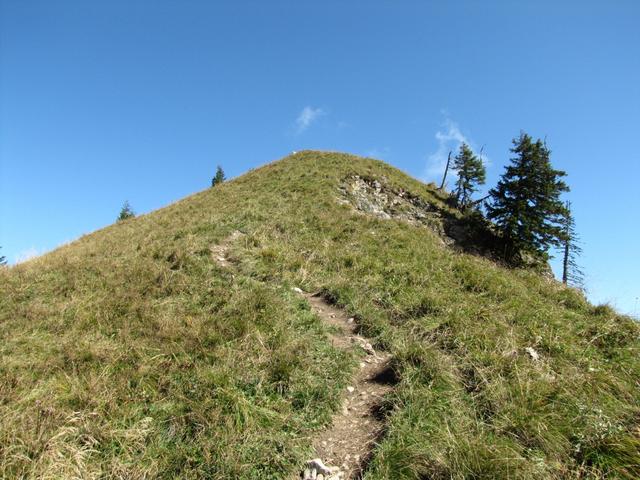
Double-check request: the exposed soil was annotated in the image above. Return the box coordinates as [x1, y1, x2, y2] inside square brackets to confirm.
[210, 230, 245, 267]
[300, 293, 394, 479]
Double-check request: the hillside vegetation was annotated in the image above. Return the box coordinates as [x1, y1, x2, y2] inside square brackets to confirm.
[1, 151, 638, 479]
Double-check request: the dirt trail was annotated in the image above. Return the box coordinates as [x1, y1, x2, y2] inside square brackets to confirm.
[210, 230, 245, 267]
[300, 293, 394, 480]
[211, 233, 393, 479]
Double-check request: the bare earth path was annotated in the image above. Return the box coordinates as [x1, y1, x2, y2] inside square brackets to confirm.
[300, 293, 393, 480]
[212, 234, 393, 479]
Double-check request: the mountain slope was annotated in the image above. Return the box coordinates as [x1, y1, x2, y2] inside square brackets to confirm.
[1, 151, 638, 479]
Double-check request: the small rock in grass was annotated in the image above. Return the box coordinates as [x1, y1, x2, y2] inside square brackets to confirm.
[306, 459, 333, 476]
[352, 337, 376, 355]
[292, 287, 304, 294]
[525, 346, 540, 361]
[346, 386, 355, 393]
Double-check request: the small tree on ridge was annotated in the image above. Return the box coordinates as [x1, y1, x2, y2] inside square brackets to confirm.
[561, 201, 584, 288]
[117, 201, 135, 221]
[211, 166, 226, 187]
[453, 143, 486, 210]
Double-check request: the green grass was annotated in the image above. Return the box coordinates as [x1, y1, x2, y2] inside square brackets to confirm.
[1, 151, 638, 479]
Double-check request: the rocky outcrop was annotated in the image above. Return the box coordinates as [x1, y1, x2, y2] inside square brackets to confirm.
[338, 175, 449, 240]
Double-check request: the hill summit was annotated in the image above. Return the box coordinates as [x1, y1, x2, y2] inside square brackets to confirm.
[2, 151, 638, 479]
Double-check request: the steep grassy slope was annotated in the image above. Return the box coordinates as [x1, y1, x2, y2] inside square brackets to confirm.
[1, 151, 638, 479]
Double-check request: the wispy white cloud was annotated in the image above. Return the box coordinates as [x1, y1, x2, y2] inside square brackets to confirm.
[295, 106, 326, 133]
[14, 247, 41, 264]
[423, 116, 490, 185]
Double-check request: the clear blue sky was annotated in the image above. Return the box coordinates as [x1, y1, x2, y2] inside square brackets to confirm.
[1, 1, 639, 316]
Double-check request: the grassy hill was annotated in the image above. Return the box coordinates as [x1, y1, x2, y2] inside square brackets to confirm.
[1, 151, 638, 479]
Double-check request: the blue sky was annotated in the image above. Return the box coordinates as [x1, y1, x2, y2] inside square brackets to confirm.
[1, 1, 639, 316]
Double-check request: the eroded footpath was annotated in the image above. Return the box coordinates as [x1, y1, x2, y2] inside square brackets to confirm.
[298, 293, 394, 480]
[213, 233, 394, 480]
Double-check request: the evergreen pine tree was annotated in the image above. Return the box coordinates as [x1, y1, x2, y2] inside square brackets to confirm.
[453, 143, 486, 209]
[211, 165, 226, 187]
[561, 201, 584, 288]
[487, 132, 569, 261]
[117, 201, 135, 221]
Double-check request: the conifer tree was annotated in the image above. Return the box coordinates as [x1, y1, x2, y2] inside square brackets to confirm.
[561, 201, 584, 288]
[453, 143, 486, 209]
[487, 132, 569, 261]
[211, 165, 226, 187]
[117, 201, 135, 221]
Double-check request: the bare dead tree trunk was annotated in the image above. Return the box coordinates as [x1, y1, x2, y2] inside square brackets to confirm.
[562, 200, 580, 286]
[562, 239, 569, 285]
[439, 151, 452, 190]
[469, 194, 491, 207]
